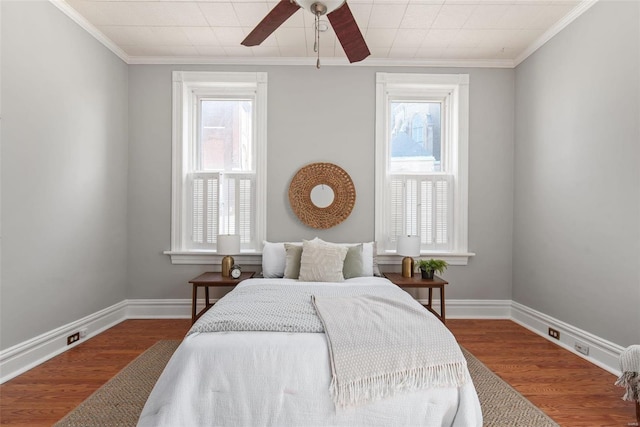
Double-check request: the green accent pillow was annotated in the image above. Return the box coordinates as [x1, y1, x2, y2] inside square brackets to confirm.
[343, 244, 364, 279]
[283, 243, 303, 279]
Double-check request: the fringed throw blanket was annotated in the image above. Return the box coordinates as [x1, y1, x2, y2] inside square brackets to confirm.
[188, 283, 467, 406]
[616, 345, 640, 402]
[188, 284, 377, 335]
[312, 294, 467, 407]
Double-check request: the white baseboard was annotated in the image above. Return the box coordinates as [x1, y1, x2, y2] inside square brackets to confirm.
[0, 301, 128, 384]
[511, 301, 624, 376]
[416, 299, 511, 319]
[0, 298, 211, 383]
[126, 298, 192, 319]
[0, 297, 626, 384]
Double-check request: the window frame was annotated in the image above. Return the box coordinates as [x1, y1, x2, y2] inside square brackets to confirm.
[166, 71, 267, 265]
[375, 72, 473, 265]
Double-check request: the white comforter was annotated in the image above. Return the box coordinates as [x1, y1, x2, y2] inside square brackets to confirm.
[138, 277, 482, 427]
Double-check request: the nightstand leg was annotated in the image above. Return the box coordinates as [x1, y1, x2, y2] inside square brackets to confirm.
[440, 285, 446, 323]
[205, 286, 210, 308]
[428, 288, 433, 309]
[191, 285, 197, 325]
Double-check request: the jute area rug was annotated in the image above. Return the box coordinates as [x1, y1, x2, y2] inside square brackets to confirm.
[54, 340, 559, 427]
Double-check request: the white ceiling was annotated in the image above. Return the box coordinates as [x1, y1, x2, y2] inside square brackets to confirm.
[56, 0, 596, 67]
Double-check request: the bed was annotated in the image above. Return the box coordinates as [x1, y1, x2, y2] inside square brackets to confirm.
[138, 241, 482, 427]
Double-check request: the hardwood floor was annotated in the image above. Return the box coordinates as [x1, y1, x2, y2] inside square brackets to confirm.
[0, 319, 191, 427]
[0, 319, 633, 426]
[448, 320, 632, 427]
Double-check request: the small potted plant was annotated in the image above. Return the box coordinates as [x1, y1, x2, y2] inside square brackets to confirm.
[417, 259, 448, 280]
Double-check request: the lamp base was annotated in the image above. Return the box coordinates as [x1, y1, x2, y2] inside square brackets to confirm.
[221, 255, 234, 277]
[401, 256, 414, 278]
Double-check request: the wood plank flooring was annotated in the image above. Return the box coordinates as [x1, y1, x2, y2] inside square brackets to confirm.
[0, 319, 634, 426]
[448, 320, 632, 427]
[0, 320, 190, 427]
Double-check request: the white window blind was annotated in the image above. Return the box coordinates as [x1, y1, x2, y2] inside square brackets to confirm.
[389, 174, 453, 251]
[190, 173, 219, 245]
[189, 172, 255, 249]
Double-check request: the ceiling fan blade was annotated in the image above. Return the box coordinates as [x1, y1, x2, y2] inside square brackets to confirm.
[327, 2, 370, 63]
[241, 0, 301, 47]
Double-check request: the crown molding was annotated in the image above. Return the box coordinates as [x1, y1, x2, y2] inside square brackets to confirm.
[514, 0, 599, 67]
[49, 0, 130, 64]
[128, 55, 516, 69]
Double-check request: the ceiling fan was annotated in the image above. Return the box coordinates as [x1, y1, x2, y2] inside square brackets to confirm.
[241, 0, 370, 66]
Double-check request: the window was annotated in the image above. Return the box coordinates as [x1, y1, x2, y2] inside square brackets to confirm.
[167, 72, 267, 263]
[375, 73, 471, 264]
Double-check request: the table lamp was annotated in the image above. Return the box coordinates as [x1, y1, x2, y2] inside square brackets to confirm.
[397, 235, 420, 278]
[217, 234, 240, 277]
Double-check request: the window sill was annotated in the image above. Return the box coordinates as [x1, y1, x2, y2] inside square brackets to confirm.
[165, 250, 475, 266]
[377, 252, 475, 266]
[164, 251, 262, 265]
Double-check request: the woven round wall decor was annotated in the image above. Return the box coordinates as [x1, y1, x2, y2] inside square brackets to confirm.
[288, 162, 356, 229]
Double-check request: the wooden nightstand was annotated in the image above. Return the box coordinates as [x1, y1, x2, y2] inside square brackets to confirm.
[189, 271, 255, 324]
[382, 272, 449, 323]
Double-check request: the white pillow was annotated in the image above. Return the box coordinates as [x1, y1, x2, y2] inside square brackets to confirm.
[261, 241, 285, 278]
[361, 241, 381, 277]
[298, 240, 349, 282]
[261, 241, 303, 278]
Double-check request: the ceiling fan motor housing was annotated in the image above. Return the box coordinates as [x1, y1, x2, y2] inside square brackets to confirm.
[310, 2, 327, 16]
[296, 0, 345, 15]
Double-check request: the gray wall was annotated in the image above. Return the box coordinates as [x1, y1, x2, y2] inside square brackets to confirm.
[1, 0, 516, 350]
[7, 0, 637, 356]
[1, 1, 129, 349]
[513, 1, 640, 346]
[127, 65, 515, 301]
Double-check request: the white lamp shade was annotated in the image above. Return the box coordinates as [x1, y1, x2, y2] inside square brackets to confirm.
[396, 235, 420, 257]
[217, 234, 240, 255]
